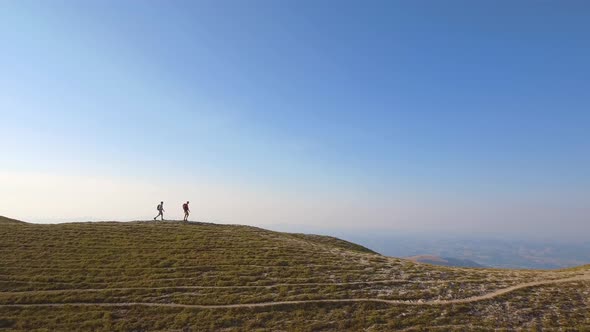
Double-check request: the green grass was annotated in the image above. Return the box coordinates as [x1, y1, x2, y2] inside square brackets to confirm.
[0, 217, 589, 331]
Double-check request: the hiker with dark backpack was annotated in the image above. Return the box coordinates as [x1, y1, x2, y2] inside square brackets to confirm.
[154, 201, 165, 221]
[182, 201, 190, 222]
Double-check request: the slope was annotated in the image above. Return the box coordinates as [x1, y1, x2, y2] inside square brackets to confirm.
[0, 216, 25, 225]
[1, 220, 589, 331]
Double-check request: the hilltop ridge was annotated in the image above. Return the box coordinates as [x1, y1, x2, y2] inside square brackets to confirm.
[1, 219, 589, 331]
[0, 216, 25, 224]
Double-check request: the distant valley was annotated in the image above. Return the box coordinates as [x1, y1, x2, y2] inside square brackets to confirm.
[342, 233, 590, 269]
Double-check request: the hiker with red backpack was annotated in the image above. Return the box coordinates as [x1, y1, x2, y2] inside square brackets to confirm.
[183, 201, 190, 222]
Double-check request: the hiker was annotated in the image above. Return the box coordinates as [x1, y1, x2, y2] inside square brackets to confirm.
[183, 201, 190, 222]
[154, 201, 165, 221]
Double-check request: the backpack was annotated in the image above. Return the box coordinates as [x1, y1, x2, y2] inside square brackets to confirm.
[157, 204, 161, 211]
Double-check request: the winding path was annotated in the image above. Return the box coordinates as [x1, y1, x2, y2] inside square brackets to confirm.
[0, 278, 513, 295]
[1, 273, 588, 309]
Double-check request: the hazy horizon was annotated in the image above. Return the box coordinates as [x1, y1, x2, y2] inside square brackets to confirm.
[2, 1, 589, 240]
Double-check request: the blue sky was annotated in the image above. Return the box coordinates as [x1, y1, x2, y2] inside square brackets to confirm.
[1, 1, 589, 238]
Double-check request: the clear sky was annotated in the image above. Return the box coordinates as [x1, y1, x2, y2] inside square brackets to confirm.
[1, 1, 589, 239]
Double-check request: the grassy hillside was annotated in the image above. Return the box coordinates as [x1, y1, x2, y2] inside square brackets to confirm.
[1, 219, 589, 331]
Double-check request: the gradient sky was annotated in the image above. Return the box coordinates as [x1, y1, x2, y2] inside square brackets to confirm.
[1, 1, 589, 239]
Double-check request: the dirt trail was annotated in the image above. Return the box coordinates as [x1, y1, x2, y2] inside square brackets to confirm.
[1, 280, 409, 294]
[0, 276, 538, 295]
[1, 273, 588, 309]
